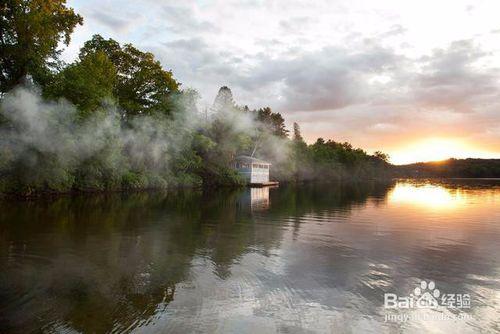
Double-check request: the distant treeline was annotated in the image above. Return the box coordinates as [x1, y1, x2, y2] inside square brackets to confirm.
[395, 159, 500, 178]
[0, 0, 390, 196]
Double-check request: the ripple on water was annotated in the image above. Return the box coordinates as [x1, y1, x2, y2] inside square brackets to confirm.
[0, 180, 499, 333]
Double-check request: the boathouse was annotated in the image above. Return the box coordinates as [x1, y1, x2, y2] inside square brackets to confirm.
[233, 155, 272, 185]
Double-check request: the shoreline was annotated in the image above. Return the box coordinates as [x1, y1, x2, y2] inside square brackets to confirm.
[3, 176, 499, 201]
[0, 177, 394, 200]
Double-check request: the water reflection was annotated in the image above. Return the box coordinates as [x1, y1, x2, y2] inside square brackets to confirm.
[237, 187, 270, 211]
[0, 180, 499, 333]
[389, 183, 467, 209]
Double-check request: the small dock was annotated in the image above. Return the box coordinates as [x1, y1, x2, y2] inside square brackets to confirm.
[248, 181, 279, 187]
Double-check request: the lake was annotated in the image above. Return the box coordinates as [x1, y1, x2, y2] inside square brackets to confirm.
[0, 179, 499, 333]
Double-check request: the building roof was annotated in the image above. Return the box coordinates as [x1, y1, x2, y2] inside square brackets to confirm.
[235, 155, 271, 165]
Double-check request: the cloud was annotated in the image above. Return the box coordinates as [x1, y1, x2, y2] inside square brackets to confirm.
[152, 33, 500, 154]
[369, 123, 400, 133]
[411, 40, 499, 112]
[160, 4, 217, 34]
[274, 45, 401, 111]
[88, 11, 133, 33]
[279, 16, 314, 34]
[379, 24, 407, 38]
[208, 43, 403, 112]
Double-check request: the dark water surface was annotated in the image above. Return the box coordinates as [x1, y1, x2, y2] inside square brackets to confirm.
[1, 180, 499, 333]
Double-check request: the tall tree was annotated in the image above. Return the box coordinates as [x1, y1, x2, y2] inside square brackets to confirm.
[46, 51, 117, 116]
[208, 86, 252, 159]
[256, 107, 288, 138]
[293, 122, 304, 142]
[79, 35, 180, 117]
[212, 86, 235, 112]
[0, 0, 83, 93]
[289, 122, 309, 180]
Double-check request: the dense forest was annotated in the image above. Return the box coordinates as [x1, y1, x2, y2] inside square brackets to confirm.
[0, 0, 391, 196]
[395, 159, 500, 178]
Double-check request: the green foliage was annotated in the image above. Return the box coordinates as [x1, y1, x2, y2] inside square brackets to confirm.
[0, 149, 75, 195]
[121, 171, 148, 190]
[74, 154, 123, 191]
[200, 164, 245, 188]
[79, 35, 180, 118]
[256, 107, 288, 138]
[46, 51, 117, 116]
[0, 0, 83, 92]
[290, 125, 312, 180]
[269, 137, 392, 182]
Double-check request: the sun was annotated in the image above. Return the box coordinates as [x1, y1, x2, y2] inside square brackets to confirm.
[389, 138, 487, 165]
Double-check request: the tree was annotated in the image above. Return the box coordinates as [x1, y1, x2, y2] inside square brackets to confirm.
[172, 88, 200, 115]
[374, 151, 390, 163]
[46, 51, 117, 115]
[0, 0, 83, 93]
[212, 86, 235, 112]
[79, 35, 180, 117]
[293, 122, 304, 142]
[256, 107, 288, 138]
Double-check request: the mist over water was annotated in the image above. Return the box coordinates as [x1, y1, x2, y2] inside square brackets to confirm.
[0, 179, 499, 333]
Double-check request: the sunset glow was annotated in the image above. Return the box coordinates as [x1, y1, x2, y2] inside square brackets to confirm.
[389, 138, 493, 165]
[389, 183, 466, 210]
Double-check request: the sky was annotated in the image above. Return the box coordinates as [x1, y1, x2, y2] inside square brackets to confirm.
[63, 0, 500, 164]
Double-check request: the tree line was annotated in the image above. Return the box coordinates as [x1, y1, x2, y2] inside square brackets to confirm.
[395, 159, 500, 178]
[0, 0, 390, 196]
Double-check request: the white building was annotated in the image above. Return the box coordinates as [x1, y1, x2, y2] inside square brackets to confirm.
[233, 155, 271, 184]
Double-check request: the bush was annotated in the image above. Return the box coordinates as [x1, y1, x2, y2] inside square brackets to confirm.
[121, 172, 148, 190]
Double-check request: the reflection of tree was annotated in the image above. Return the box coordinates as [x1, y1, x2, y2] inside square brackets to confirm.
[266, 181, 394, 231]
[0, 191, 202, 333]
[0, 181, 396, 333]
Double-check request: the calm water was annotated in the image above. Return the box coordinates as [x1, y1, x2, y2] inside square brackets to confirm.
[0, 180, 499, 333]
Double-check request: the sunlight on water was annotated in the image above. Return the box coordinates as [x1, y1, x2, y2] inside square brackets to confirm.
[388, 183, 466, 210]
[0, 180, 499, 333]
